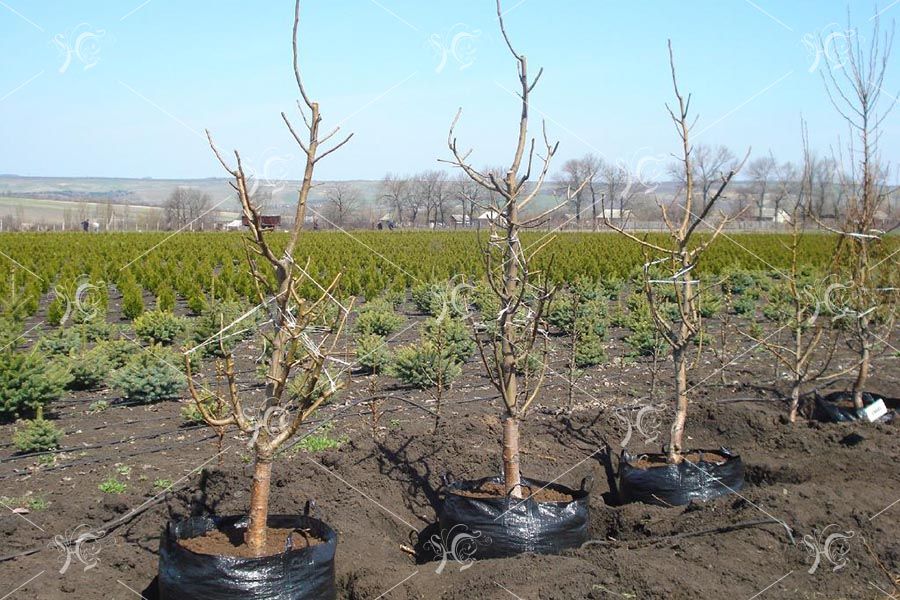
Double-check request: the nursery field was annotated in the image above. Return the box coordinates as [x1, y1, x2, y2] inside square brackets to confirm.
[0, 230, 860, 309]
[0, 231, 897, 599]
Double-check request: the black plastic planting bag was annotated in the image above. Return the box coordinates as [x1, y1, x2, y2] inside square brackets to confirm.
[618, 448, 744, 507]
[436, 475, 590, 559]
[814, 392, 892, 423]
[158, 515, 336, 600]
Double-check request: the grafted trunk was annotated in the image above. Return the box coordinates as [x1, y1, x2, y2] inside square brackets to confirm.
[245, 459, 273, 556]
[668, 346, 688, 464]
[502, 416, 522, 498]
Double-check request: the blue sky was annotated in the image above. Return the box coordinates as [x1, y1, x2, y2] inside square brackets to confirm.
[0, 1, 897, 180]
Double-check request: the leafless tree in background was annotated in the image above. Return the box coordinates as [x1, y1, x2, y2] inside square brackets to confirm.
[599, 158, 635, 217]
[772, 159, 799, 221]
[671, 144, 738, 206]
[380, 173, 411, 223]
[415, 170, 449, 226]
[558, 157, 593, 226]
[816, 13, 898, 410]
[197, 0, 353, 556]
[603, 41, 747, 464]
[164, 187, 213, 230]
[323, 182, 360, 227]
[747, 154, 776, 221]
[453, 171, 482, 225]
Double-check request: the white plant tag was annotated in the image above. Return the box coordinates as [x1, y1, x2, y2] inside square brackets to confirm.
[859, 399, 887, 422]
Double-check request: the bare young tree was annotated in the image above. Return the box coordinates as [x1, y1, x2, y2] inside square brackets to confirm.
[745, 122, 853, 422]
[442, 0, 585, 497]
[603, 41, 747, 463]
[323, 182, 360, 227]
[815, 13, 898, 410]
[191, 0, 353, 556]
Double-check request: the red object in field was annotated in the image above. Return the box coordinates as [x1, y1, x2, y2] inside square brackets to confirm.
[242, 215, 281, 230]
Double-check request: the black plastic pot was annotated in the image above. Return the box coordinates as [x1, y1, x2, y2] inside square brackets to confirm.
[435, 475, 590, 559]
[618, 448, 744, 507]
[814, 391, 894, 423]
[158, 514, 337, 600]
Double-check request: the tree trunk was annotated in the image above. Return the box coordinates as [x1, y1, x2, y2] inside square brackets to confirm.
[245, 459, 273, 555]
[852, 344, 870, 410]
[668, 346, 688, 463]
[789, 381, 801, 424]
[502, 416, 522, 498]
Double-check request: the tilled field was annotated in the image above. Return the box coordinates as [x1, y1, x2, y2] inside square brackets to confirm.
[1, 296, 898, 600]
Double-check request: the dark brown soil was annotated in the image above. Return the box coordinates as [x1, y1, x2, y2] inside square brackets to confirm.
[451, 481, 574, 502]
[178, 525, 324, 558]
[631, 451, 730, 469]
[1, 289, 898, 599]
